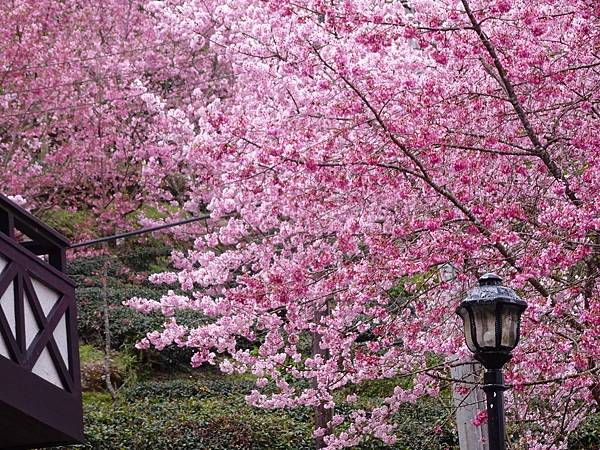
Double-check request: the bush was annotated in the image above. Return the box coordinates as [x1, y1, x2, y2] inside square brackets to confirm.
[122, 379, 212, 401]
[69, 251, 205, 370]
[122, 377, 257, 402]
[79, 344, 135, 391]
[54, 390, 314, 450]
[74, 282, 171, 347]
[51, 374, 465, 450]
[568, 412, 600, 449]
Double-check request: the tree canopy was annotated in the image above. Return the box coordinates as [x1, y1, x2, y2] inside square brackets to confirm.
[2, 1, 599, 449]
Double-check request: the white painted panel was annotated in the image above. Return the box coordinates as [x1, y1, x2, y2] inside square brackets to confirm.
[0, 281, 16, 337]
[0, 255, 7, 273]
[0, 332, 10, 360]
[32, 278, 60, 317]
[24, 295, 40, 347]
[32, 346, 64, 389]
[54, 313, 69, 369]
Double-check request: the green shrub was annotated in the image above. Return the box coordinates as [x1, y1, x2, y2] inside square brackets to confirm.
[79, 344, 136, 391]
[392, 399, 458, 449]
[76, 284, 167, 346]
[122, 379, 212, 401]
[568, 412, 600, 449]
[54, 374, 463, 450]
[121, 376, 258, 401]
[54, 390, 314, 449]
[69, 251, 204, 370]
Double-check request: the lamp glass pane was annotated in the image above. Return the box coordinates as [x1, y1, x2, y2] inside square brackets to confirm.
[457, 306, 476, 352]
[472, 303, 497, 348]
[501, 304, 522, 349]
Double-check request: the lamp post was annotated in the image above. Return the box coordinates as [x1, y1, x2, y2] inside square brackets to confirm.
[456, 273, 527, 450]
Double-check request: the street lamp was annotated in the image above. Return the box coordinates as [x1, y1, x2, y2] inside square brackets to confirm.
[456, 273, 527, 450]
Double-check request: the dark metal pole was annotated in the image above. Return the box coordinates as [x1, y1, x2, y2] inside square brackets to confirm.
[70, 214, 213, 248]
[482, 369, 507, 450]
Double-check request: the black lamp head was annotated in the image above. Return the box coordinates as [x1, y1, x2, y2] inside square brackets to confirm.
[456, 273, 527, 369]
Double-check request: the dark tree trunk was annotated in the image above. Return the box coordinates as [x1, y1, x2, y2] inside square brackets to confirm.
[312, 303, 333, 450]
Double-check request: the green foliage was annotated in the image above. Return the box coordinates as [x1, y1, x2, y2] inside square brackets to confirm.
[117, 239, 174, 273]
[122, 377, 257, 402]
[54, 374, 464, 450]
[79, 344, 137, 391]
[343, 376, 413, 402]
[392, 399, 458, 449]
[79, 344, 105, 363]
[56, 378, 314, 450]
[69, 246, 205, 370]
[568, 412, 600, 449]
[75, 283, 169, 347]
[41, 209, 91, 240]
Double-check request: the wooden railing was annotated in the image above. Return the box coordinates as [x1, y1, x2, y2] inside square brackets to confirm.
[0, 231, 83, 447]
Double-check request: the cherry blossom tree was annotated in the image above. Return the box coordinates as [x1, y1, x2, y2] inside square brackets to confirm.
[0, 0, 225, 233]
[4, 0, 597, 448]
[127, 1, 599, 448]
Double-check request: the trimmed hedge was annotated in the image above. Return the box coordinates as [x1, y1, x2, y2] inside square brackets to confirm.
[50, 377, 462, 450]
[60, 390, 315, 450]
[122, 378, 257, 402]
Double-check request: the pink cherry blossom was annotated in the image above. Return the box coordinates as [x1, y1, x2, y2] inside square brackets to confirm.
[2, 0, 598, 448]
